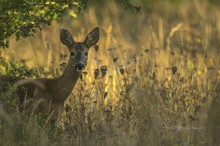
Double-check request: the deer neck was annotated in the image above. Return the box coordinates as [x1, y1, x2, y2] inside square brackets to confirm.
[54, 57, 81, 101]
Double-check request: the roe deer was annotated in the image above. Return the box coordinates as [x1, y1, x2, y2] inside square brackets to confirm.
[16, 27, 100, 123]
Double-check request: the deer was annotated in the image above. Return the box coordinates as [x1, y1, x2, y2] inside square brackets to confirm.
[15, 27, 100, 124]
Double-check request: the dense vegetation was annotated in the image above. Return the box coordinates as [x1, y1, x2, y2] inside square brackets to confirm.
[0, 0, 140, 48]
[0, 0, 220, 146]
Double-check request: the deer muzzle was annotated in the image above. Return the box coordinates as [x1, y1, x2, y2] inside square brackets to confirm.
[75, 62, 85, 72]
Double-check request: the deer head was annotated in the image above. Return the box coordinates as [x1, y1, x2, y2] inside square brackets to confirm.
[60, 27, 100, 72]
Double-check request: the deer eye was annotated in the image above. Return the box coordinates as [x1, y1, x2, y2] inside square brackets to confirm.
[85, 52, 88, 57]
[70, 52, 75, 57]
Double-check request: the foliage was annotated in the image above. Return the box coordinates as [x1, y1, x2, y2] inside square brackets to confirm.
[0, 57, 37, 112]
[117, 0, 141, 12]
[0, 0, 140, 48]
[0, 0, 85, 48]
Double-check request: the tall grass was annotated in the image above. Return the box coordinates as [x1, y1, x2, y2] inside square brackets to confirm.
[0, 0, 220, 145]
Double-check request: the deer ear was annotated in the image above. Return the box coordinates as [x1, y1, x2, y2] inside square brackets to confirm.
[84, 27, 100, 48]
[60, 29, 75, 47]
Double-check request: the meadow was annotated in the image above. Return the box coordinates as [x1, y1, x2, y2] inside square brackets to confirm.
[0, 0, 220, 145]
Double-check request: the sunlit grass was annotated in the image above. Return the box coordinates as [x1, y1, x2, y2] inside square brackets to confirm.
[0, 0, 220, 145]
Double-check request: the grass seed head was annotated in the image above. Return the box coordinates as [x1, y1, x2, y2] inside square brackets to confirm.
[100, 66, 107, 77]
[94, 69, 100, 78]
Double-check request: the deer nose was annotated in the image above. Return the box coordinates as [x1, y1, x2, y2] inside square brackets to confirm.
[75, 62, 85, 71]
